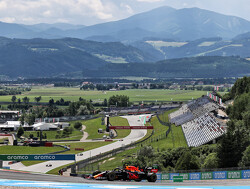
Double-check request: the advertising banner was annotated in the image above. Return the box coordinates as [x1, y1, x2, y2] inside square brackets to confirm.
[227, 171, 241, 179]
[170, 173, 179, 180]
[189, 172, 201, 180]
[242, 170, 250, 179]
[109, 126, 153, 129]
[213, 171, 227, 179]
[201, 172, 213, 180]
[0, 154, 75, 161]
[161, 173, 170, 180]
[179, 173, 189, 180]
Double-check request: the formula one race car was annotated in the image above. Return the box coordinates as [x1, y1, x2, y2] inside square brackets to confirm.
[91, 165, 157, 182]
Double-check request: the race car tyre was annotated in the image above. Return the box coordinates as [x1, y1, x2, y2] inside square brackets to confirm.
[107, 172, 116, 181]
[92, 170, 101, 176]
[147, 173, 157, 182]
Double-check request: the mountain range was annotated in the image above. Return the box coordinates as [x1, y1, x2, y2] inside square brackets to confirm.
[0, 6, 250, 79]
[1, 6, 250, 42]
[0, 37, 153, 78]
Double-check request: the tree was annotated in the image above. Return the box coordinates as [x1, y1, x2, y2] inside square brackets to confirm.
[108, 95, 129, 107]
[34, 96, 42, 104]
[25, 113, 36, 125]
[238, 145, 250, 167]
[17, 98, 21, 104]
[22, 96, 30, 104]
[175, 151, 200, 170]
[77, 105, 89, 115]
[202, 153, 219, 169]
[17, 126, 24, 138]
[74, 122, 82, 130]
[103, 98, 108, 106]
[49, 98, 54, 106]
[11, 95, 17, 104]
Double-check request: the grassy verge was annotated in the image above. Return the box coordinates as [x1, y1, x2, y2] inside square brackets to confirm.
[109, 117, 130, 139]
[81, 116, 130, 139]
[54, 141, 114, 154]
[0, 146, 62, 154]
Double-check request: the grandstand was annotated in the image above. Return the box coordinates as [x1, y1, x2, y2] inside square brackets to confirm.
[169, 96, 225, 147]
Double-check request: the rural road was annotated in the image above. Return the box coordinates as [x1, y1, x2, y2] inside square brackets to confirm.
[5, 114, 151, 173]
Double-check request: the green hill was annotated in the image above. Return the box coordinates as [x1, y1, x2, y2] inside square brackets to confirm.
[82, 56, 250, 78]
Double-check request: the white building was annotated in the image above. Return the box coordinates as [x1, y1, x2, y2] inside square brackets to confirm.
[53, 122, 70, 129]
[32, 122, 58, 131]
[0, 121, 29, 131]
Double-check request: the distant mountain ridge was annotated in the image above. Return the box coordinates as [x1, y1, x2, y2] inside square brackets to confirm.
[131, 34, 250, 60]
[1, 6, 250, 41]
[0, 37, 153, 78]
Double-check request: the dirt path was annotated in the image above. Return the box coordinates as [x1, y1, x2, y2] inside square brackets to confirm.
[80, 125, 89, 142]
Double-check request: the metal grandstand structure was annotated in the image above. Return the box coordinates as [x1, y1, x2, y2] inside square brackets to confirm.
[169, 96, 226, 147]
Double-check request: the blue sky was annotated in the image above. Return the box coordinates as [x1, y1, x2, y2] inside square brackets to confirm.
[0, 0, 249, 25]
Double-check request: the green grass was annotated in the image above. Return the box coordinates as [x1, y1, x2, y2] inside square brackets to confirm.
[109, 117, 130, 139]
[81, 116, 130, 139]
[0, 87, 208, 103]
[23, 124, 83, 141]
[0, 146, 62, 155]
[54, 141, 114, 154]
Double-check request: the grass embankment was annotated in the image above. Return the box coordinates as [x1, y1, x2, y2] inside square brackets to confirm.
[53, 141, 114, 154]
[0, 87, 207, 103]
[82, 116, 130, 139]
[78, 109, 187, 172]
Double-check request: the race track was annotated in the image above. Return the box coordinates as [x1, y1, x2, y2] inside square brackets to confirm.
[4, 115, 150, 173]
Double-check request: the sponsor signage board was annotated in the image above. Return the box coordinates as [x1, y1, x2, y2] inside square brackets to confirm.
[170, 173, 179, 180]
[161, 173, 169, 180]
[189, 172, 201, 180]
[179, 173, 189, 180]
[227, 171, 241, 179]
[201, 172, 213, 180]
[0, 154, 75, 161]
[173, 176, 183, 182]
[242, 170, 250, 179]
[109, 126, 153, 129]
[213, 171, 227, 179]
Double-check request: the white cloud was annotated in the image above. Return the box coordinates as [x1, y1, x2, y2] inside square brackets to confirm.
[0, 17, 16, 23]
[136, 0, 164, 2]
[0, 0, 115, 25]
[121, 3, 134, 14]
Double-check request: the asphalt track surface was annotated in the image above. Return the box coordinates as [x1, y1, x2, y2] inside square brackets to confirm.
[5, 115, 150, 173]
[0, 169, 250, 187]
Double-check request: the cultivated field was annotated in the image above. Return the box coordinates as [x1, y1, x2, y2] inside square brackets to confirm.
[0, 87, 208, 103]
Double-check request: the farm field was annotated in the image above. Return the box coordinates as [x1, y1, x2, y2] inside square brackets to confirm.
[0, 87, 208, 103]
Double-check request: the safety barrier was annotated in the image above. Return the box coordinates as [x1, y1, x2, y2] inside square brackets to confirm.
[155, 170, 250, 181]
